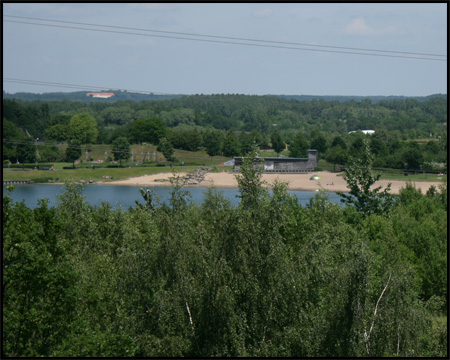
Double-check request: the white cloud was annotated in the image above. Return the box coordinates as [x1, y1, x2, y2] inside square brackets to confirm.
[253, 8, 273, 18]
[344, 17, 375, 35]
[344, 17, 399, 36]
[42, 56, 58, 64]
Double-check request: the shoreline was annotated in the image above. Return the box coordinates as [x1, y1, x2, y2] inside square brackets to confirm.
[92, 171, 444, 195]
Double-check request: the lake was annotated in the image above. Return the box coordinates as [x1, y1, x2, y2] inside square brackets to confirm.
[3, 184, 346, 209]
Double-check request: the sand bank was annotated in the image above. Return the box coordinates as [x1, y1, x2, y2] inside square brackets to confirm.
[105, 171, 444, 195]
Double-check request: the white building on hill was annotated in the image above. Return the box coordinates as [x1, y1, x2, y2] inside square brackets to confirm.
[348, 130, 375, 135]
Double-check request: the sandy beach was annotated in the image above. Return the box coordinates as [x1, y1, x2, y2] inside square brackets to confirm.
[105, 171, 444, 195]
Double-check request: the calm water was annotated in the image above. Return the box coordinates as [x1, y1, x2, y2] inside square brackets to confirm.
[3, 184, 345, 209]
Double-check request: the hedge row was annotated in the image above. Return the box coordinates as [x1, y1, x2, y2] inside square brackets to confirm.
[7, 164, 54, 169]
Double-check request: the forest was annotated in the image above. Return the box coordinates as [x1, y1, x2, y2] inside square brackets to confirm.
[3, 89, 445, 103]
[2, 94, 448, 172]
[2, 148, 447, 357]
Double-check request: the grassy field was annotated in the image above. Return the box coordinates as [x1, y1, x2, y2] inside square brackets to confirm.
[3, 165, 234, 183]
[377, 171, 446, 182]
[4, 166, 181, 183]
[2, 143, 235, 183]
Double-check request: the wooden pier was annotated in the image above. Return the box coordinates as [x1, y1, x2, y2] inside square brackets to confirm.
[3, 180, 32, 186]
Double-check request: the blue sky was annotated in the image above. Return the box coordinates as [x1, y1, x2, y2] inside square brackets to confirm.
[3, 3, 447, 96]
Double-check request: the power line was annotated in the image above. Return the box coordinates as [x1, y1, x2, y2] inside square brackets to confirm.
[0, 77, 312, 104]
[4, 14, 446, 58]
[3, 18, 446, 62]
[3, 77, 306, 109]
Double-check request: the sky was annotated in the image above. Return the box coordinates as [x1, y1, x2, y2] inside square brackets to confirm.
[2, 2, 447, 97]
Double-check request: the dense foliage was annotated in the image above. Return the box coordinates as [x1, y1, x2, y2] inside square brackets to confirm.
[3, 94, 447, 171]
[338, 140, 395, 217]
[3, 151, 447, 357]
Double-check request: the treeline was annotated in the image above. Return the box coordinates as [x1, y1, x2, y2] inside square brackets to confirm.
[3, 94, 447, 137]
[3, 95, 447, 170]
[2, 90, 181, 102]
[3, 89, 446, 104]
[3, 150, 447, 357]
[278, 93, 447, 103]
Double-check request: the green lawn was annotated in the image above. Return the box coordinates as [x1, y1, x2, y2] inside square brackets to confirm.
[3, 166, 180, 183]
[2, 143, 234, 183]
[3, 164, 235, 183]
[378, 171, 446, 182]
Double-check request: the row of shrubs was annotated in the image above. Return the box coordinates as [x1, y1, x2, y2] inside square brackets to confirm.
[6, 163, 54, 170]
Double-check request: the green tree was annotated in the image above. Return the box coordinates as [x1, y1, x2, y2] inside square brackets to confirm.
[235, 148, 267, 209]
[69, 113, 99, 144]
[65, 140, 82, 168]
[338, 139, 394, 217]
[222, 130, 240, 157]
[157, 137, 175, 162]
[349, 133, 366, 158]
[130, 117, 166, 145]
[402, 147, 424, 170]
[239, 131, 255, 155]
[3, 119, 28, 162]
[107, 123, 133, 144]
[331, 135, 348, 150]
[16, 138, 37, 164]
[3, 195, 78, 357]
[310, 131, 328, 155]
[325, 146, 349, 171]
[270, 129, 285, 155]
[45, 123, 70, 142]
[167, 127, 202, 151]
[183, 129, 203, 151]
[49, 113, 71, 126]
[100, 106, 135, 126]
[289, 131, 309, 158]
[424, 140, 440, 155]
[250, 129, 264, 146]
[369, 137, 388, 157]
[38, 140, 64, 163]
[112, 136, 131, 166]
[203, 130, 222, 160]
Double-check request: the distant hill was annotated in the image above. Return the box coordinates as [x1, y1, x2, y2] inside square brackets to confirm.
[2, 90, 182, 102]
[274, 94, 447, 104]
[2, 90, 446, 103]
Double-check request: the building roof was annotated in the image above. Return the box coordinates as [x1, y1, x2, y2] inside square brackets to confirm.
[86, 92, 115, 97]
[348, 130, 375, 135]
[234, 156, 315, 162]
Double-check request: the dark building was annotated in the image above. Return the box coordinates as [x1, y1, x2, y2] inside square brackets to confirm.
[234, 149, 318, 173]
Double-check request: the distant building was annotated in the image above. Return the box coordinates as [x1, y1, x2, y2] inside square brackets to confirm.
[348, 130, 375, 135]
[234, 149, 318, 173]
[87, 92, 115, 99]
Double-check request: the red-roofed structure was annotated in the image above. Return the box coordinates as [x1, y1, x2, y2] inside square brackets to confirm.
[87, 92, 115, 98]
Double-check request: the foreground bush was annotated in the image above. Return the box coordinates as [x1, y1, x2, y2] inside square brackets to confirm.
[2, 153, 447, 356]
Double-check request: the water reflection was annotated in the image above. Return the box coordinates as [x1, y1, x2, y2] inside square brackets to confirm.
[3, 184, 345, 209]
